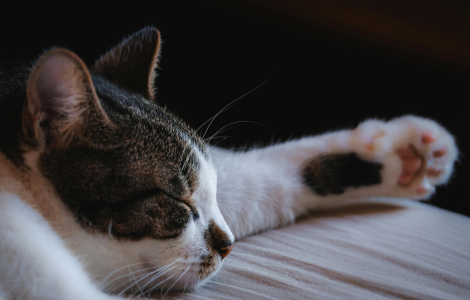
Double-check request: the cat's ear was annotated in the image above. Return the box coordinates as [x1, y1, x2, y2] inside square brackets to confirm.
[92, 26, 161, 99]
[24, 48, 110, 147]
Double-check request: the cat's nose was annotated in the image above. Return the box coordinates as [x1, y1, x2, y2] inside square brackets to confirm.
[218, 243, 234, 259]
[205, 219, 234, 259]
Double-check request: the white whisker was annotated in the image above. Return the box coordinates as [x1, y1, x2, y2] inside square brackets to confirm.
[179, 269, 192, 300]
[140, 259, 183, 297]
[181, 150, 193, 174]
[144, 272, 177, 297]
[126, 257, 143, 296]
[101, 263, 158, 291]
[135, 258, 183, 297]
[162, 265, 191, 298]
[117, 264, 177, 297]
[108, 220, 113, 237]
[103, 263, 159, 291]
[211, 137, 227, 148]
[206, 121, 266, 145]
[100, 260, 147, 288]
[103, 258, 182, 294]
[204, 127, 236, 141]
[199, 68, 274, 139]
[129, 266, 171, 298]
[204, 135, 235, 141]
[113, 272, 151, 297]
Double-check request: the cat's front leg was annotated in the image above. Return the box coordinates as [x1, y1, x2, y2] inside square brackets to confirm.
[212, 115, 458, 240]
[310, 115, 458, 202]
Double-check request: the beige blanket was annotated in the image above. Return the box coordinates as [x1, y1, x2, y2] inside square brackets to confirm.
[167, 199, 470, 299]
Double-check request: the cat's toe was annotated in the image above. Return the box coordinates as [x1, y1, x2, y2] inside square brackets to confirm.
[396, 145, 422, 186]
[389, 116, 458, 199]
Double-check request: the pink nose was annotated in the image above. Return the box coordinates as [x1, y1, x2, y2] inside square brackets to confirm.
[219, 244, 234, 259]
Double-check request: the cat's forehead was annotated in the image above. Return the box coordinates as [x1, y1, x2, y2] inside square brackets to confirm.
[91, 75, 212, 199]
[92, 74, 208, 158]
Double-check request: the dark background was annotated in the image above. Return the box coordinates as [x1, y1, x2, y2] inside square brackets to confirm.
[2, 1, 469, 216]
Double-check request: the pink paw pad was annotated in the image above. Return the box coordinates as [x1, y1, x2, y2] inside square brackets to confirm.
[427, 168, 441, 177]
[396, 145, 423, 186]
[416, 186, 428, 195]
[365, 132, 385, 151]
[432, 148, 447, 158]
[421, 133, 435, 144]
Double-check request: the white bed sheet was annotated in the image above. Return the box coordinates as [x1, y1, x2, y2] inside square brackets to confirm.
[166, 199, 470, 300]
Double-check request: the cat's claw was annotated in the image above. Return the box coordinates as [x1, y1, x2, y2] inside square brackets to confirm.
[351, 115, 458, 200]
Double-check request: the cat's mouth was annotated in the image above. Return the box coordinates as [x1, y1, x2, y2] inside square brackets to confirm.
[198, 254, 220, 279]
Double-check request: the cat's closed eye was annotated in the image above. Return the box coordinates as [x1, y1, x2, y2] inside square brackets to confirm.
[160, 190, 198, 215]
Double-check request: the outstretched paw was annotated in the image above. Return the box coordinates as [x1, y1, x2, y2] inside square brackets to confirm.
[352, 116, 458, 199]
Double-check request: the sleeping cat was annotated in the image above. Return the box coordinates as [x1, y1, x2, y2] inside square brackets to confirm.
[0, 27, 458, 299]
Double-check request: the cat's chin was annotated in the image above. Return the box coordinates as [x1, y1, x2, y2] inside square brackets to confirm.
[141, 256, 223, 292]
[108, 259, 223, 297]
[170, 264, 221, 291]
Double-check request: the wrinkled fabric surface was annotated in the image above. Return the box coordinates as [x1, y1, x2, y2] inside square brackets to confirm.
[166, 199, 470, 300]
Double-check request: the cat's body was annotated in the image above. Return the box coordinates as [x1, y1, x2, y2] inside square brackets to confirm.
[0, 27, 458, 299]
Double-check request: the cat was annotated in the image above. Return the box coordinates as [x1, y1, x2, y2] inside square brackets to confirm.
[0, 26, 458, 300]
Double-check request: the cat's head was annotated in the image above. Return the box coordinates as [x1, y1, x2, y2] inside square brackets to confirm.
[21, 27, 234, 294]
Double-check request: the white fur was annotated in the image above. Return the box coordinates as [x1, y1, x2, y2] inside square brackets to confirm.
[213, 116, 457, 240]
[0, 144, 233, 299]
[0, 185, 117, 300]
[0, 115, 457, 299]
